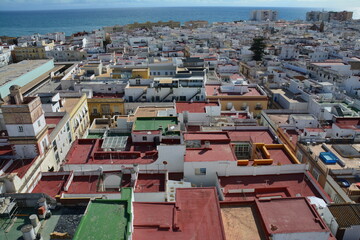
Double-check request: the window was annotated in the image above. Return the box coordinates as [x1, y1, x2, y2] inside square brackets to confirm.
[195, 168, 206, 175]
[93, 108, 98, 114]
[68, 132, 72, 144]
[55, 152, 60, 163]
[38, 120, 41, 127]
[179, 96, 186, 101]
[136, 79, 141, 85]
[53, 140, 58, 152]
[18, 126, 24, 132]
[296, 151, 303, 163]
[142, 136, 147, 141]
[108, 88, 112, 91]
[234, 143, 250, 159]
[165, 72, 168, 75]
[311, 167, 320, 181]
[158, 72, 160, 75]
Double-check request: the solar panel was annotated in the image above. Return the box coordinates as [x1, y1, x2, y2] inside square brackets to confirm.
[101, 136, 128, 151]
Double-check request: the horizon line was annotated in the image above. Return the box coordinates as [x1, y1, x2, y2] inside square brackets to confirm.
[0, 5, 335, 12]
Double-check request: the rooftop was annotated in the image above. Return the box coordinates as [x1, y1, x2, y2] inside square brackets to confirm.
[305, 143, 360, 170]
[133, 117, 178, 135]
[45, 116, 63, 135]
[1, 158, 36, 178]
[133, 188, 226, 240]
[73, 190, 132, 240]
[205, 85, 264, 97]
[220, 204, 266, 240]
[135, 173, 166, 192]
[227, 130, 276, 144]
[185, 143, 237, 162]
[257, 197, 331, 236]
[218, 172, 331, 202]
[0, 60, 52, 87]
[65, 139, 158, 165]
[175, 101, 219, 113]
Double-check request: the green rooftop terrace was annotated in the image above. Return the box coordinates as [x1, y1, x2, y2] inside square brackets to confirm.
[133, 117, 179, 135]
[73, 188, 133, 240]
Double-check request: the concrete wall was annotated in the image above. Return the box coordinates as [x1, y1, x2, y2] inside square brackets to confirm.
[272, 232, 329, 240]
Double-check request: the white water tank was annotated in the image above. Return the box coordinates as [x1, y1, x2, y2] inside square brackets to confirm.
[21, 224, 36, 240]
[29, 214, 39, 228]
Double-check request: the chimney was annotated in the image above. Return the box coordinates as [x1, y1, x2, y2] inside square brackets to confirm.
[9, 85, 23, 104]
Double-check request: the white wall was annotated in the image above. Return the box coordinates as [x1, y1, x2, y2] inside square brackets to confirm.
[272, 232, 329, 240]
[6, 115, 46, 137]
[134, 192, 166, 202]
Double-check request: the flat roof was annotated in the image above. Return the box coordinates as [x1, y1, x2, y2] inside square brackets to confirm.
[45, 116, 63, 135]
[271, 88, 307, 103]
[205, 85, 264, 97]
[306, 143, 360, 170]
[185, 143, 237, 162]
[133, 188, 226, 240]
[2, 158, 36, 178]
[133, 117, 178, 134]
[65, 139, 158, 165]
[218, 172, 331, 202]
[176, 102, 219, 113]
[221, 204, 266, 240]
[135, 173, 166, 192]
[0, 60, 51, 87]
[184, 132, 230, 142]
[257, 197, 330, 235]
[227, 130, 275, 144]
[32, 174, 70, 197]
[74, 199, 130, 240]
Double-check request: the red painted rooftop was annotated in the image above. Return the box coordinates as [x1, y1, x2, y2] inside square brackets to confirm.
[205, 85, 264, 97]
[219, 172, 331, 202]
[2, 158, 36, 178]
[45, 116, 62, 135]
[66, 175, 99, 194]
[175, 102, 219, 114]
[133, 188, 226, 240]
[266, 148, 295, 165]
[32, 174, 70, 198]
[184, 132, 230, 142]
[0, 145, 13, 157]
[257, 197, 332, 236]
[185, 143, 237, 162]
[227, 130, 276, 144]
[65, 139, 158, 165]
[135, 173, 166, 193]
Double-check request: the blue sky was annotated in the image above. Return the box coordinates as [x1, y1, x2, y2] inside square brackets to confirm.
[0, 0, 359, 11]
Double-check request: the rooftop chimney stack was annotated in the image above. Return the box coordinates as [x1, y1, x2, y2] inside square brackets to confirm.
[9, 85, 23, 104]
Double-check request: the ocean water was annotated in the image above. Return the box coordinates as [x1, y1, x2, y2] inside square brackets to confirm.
[0, 7, 318, 37]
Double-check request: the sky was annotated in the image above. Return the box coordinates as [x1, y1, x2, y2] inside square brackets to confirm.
[0, 0, 359, 11]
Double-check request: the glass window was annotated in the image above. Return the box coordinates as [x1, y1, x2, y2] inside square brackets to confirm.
[18, 126, 24, 132]
[195, 168, 206, 175]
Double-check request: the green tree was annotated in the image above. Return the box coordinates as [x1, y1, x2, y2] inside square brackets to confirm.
[250, 37, 266, 61]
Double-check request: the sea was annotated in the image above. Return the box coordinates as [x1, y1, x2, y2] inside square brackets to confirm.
[0, 7, 323, 37]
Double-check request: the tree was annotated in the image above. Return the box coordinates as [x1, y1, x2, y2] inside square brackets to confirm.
[250, 37, 266, 61]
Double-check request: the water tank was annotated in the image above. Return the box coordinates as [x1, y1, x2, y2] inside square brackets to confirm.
[29, 214, 39, 228]
[21, 224, 36, 240]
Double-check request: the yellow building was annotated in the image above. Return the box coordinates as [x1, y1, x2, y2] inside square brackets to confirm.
[132, 68, 150, 79]
[61, 94, 90, 140]
[87, 94, 125, 122]
[205, 85, 268, 117]
[12, 41, 54, 62]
